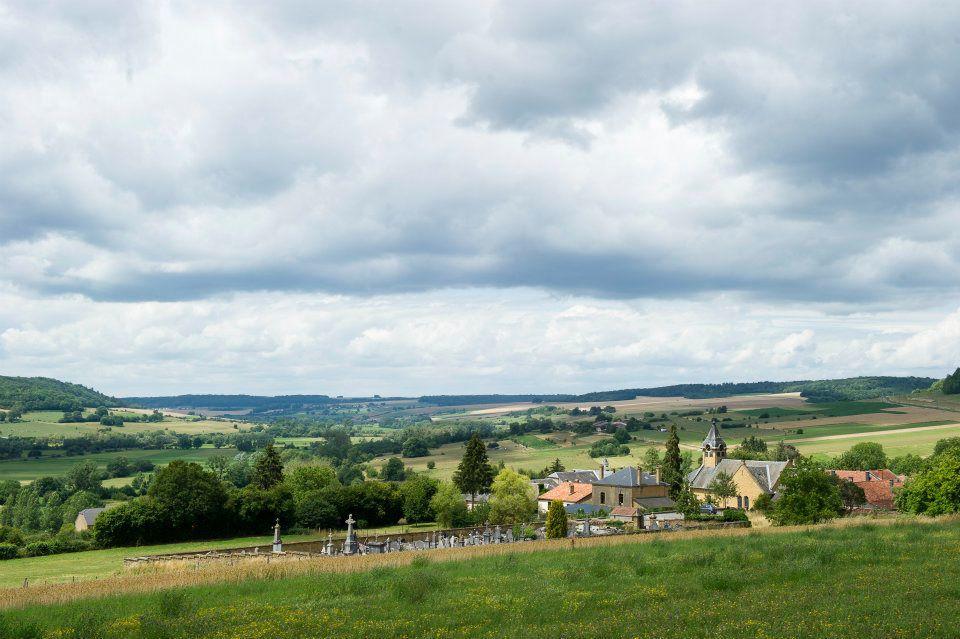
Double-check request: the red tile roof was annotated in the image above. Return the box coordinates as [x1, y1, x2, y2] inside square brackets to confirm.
[610, 506, 640, 517]
[829, 469, 904, 509]
[854, 480, 898, 509]
[538, 482, 593, 503]
[830, 469, 905, 484]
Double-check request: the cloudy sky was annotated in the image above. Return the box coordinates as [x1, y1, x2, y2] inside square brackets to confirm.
[1, 1, 959, 397]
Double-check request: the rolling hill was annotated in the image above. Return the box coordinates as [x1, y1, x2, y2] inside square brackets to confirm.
[0, 375, 121, 412]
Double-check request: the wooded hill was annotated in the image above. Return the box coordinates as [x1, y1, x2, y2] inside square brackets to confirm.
[0, 375, 121, 411]
[419, 376, 937, 405]
[123, 394, 337, 411]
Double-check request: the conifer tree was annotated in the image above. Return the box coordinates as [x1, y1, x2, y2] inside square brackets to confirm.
[662, 424, 683, 497]
[545, 499, 568, 539]
[453, 434, 495, 504]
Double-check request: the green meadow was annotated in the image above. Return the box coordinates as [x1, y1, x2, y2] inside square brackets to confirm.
[1, 519, 958, 638]
[0, 447, 238, 484]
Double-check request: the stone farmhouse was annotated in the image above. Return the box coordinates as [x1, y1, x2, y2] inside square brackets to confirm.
[75, 507, 105, 532]
[536, 464, 681, 528]
[536, 481, 593, 514]
[829, 469, 905, 510]
[687, 423, 789, 510]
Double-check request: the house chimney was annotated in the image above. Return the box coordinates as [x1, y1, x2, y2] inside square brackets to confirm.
[654, 466, 661, 484]
[889, 479, 894, 489]
[599, 464, 605, 480]
[568, 483, 575, 495]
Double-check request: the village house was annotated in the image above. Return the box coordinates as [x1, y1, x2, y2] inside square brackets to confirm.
[687, 423, 789, 509]
[532, 469, 602, 493]
[591, 466, 681, 527]
[536, 481, 593, 514]
[74, 507, 105, 532]
[829, 469, 905, 510]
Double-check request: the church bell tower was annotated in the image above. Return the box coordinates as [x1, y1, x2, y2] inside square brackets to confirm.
[701, 420, 727, 468]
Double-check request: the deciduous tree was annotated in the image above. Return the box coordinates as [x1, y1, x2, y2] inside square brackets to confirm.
[250, 444, 284, 489]
[769, 459, 843, 525]
[489, 468, 536, 525]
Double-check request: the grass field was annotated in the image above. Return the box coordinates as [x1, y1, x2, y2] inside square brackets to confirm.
[0, 522, 440, 590]
[0, 411, 243, 438]
[510, 434, 558, 449]
[0, 447, 238, 484]
[791, 422, 960, 458]
[1, 517, 957, 638]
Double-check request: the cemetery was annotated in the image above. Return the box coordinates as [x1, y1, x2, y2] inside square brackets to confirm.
[123, 509, 746, 569]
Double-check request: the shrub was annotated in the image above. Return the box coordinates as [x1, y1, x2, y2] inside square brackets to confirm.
[0, 543, 19, 560]
[720, 509, 749, 522]
[24, 540, 52, 557]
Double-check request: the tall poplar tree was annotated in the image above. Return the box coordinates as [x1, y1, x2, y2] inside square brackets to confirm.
[453, 434, 495, 504]
[662, 424, 683, 498]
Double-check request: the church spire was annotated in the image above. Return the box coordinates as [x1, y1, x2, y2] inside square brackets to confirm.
[701, 419, 726, 468]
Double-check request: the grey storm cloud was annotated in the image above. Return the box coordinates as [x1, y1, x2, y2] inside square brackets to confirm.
[0, 0, 959, 305]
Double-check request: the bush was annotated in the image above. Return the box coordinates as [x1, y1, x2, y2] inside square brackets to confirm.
[24, 540, 52, 557]
[752, 492, 773, 513]
[720, 509, 749, 522]
[0, 543, 19, 560]
[588, 440, 630, 458]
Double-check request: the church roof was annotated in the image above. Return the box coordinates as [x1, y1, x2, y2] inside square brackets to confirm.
[701, 423, 726, 449]
[687, 459, 789, 493]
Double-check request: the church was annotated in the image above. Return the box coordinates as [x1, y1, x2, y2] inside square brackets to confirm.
[686, 421, 789, 510]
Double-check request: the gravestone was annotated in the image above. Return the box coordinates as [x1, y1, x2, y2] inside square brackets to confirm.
[343, 514, 359, 555]
[272, 519, 283, 553]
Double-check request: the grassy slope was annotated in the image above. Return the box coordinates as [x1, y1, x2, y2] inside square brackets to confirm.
[0, 533, 321, 589]
[0, 522, 441, 589]
[2, 518, 958, 638]
[792, 423, 960, 459]
[0, 447, 238, 483]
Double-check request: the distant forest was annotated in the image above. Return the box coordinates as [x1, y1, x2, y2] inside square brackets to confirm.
[0, 375, 121, 411]
[123, 394, 337, 411]
[419, 376, 938, 405]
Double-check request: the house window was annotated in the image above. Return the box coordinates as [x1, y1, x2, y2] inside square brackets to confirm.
[600, 492, 606, 505]
[744, 496, 750, 510]
[618, 493, 624, 506]
[737, 496, 743, 509]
